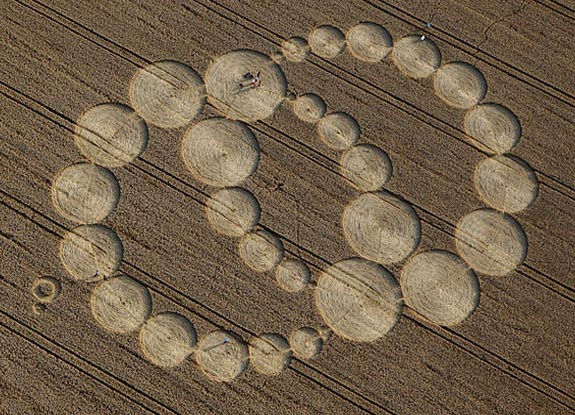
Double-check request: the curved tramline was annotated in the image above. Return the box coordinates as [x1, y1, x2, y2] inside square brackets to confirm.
[51, 21, 538, 382]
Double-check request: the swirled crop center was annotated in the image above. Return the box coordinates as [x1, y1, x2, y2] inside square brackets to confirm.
[401, 251, 480, 326]
[181, 117, 259, 187]
[316, 258, 403, 342]
[343, 192, 421, 264]
[205, 50, 287, 121]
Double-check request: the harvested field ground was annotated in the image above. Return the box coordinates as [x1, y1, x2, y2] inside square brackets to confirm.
[1, 0, 574, 414]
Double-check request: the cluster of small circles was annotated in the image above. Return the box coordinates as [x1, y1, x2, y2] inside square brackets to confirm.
[280, 22, 537, 326]
[31, 276, 62, 314]
[50, 19, 539, 380]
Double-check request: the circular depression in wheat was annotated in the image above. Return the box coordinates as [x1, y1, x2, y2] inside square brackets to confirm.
[196, 330, 249, 382]
[31, 276, 61, 304]
[59, 224, 123, 281]
[238, 229, 284, 273]
[346, 22, 392, 62]
[52, 163, 119, 224]
[293, 93, 327, 123]
[90, 275, 152, 333]
[343, 192, 421, 264]
[282, 37, 310, 62]
[341, 144, 392, 191]
[392, 35, 441, 79]
[316, 258, 403, 342]
[401, 250, 479, 326]
[181, 118, 259, 187]
[318, 112, 360, 150]
[249, 333, 292, 375]
[139, 312, 196, 367]
[205, 187, 260, 237]
[205, 50, 287, 121]
[130, 60, 206, 128]
[434, 62, 487, 109]
[74, 103, 148, 168]
[474, 155, 538, 213]
[455, 209, 527, 276]
[309, 25, 346, 59]
[464, 104, 521, 154]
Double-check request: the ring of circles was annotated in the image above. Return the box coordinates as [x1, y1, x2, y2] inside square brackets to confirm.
[52, 23, 538, 380]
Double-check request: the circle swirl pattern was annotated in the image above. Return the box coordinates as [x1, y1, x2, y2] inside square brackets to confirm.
[52, 19, 537, 381]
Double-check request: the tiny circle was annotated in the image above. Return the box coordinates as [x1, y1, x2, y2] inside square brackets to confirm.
[31, 276, 61, 304]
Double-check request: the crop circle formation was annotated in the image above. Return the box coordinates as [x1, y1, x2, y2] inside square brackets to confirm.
[52, 19, 538, 382]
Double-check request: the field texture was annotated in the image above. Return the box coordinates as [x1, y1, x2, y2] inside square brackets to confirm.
[1, 0, 574, 414]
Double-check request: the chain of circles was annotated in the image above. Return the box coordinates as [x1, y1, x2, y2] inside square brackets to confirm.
[51, 21, 538, 381]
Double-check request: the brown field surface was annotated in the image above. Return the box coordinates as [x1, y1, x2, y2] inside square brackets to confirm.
[1, 0, 574, 414]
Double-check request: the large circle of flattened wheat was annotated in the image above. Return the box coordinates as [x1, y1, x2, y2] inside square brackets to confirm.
[249, 333, 292, 376]
[90, 275, 152, 333]
[205, 50, 287, 122]
[464, 104, 521, 154]
[343, 192, 421, 264]
[455, 209, 527, 276]
[346, 22, 393, 62]
[59, 225, 123, 281]
[129, 60, 206, 128]
[196, 331, 249, 382]
[282, 36, 310, 62]
[139, 313, 196, 367]
[341, 144, 392, 191]
[392, 35, 441, 78]
[205, 187, 260, 237]
[293, 94, 327, 123]
[434, 62, 487, 109]
[290, 327, 323, 359]
[74, 103, 148, 168]
[276, 258, 311, 292]
[309, 25, 346, 59]
[31, 276, 61, 304]
[401, 251, 479, 326]
[239, 229, 284, 272]
[474, 155, 539, 213]
[51, 163, 119, 224]
[318, 112, 360, 150]
[316, 259, 402, 342]
[181, 118, 259, 187]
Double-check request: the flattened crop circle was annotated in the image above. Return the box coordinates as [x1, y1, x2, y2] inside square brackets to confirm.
[91, 275, 152, 333]
[31, 276, 61, 304]
[392, 36, 441, 78]
[401, 251, 479, 326]
[474, 155, 538, 213]
[455, 209, 527, 276]
[343, 192, 421, 264]
[341, 144, 392, 191]
[464, 104, 521, 154]
[205, 187, 260, 237]
[290, 327, 323, 359]
[139, 313, 196, 367]
[59, 225, 123, 281]
[239, 229, 284, 272]
[130, 60, 206, 128]
[293, 93, 327, 123]
[434, 62, 487, 109]
[309, 25, 346, 59]
[181, 118, 259, 187]
[282, 37, 310, 62]
[316, 258, 403, 342]
[196, 330, 249, 382]
[249, 333, 292, 375]
[318, 112, 360, 150]
[74, 103, 148, 168]
[52, 163, 119, 224]
[346, 22, 393, 62]
[205, 50, 287, 121]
